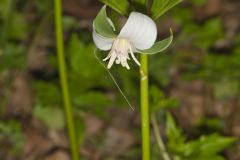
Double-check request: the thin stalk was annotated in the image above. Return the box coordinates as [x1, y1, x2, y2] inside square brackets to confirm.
[140, 54, 150, 160]
[54, 1, 79, 160]
[151, 113, 171, 160]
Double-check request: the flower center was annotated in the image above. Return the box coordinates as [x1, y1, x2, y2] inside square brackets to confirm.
[103, 38, 140, 69]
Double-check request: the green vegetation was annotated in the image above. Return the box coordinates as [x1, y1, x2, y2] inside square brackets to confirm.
[0, 0, 239, 159]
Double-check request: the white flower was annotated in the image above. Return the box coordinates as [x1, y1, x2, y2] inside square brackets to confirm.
[93, 12, 157, 69]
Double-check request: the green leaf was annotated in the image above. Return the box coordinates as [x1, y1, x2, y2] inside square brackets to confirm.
[190, 156, 225, 160]
[150, 85, 178, 112]
[33, 105, 65, 130]
[8, 13, 28, 40]
[0, 0, 10, 19]
[74, 91, 111, 118]
[139, 29, 173, 54]
[93, 5, 116, 38]
[195, 18, 224, 49]
[67, 34, 105, 80]
[0, 43, 26, 71]
[74, 114, 85, 147]
[213, 80, 239, 101]
[100, 0, 129, 15]
[166, 113, 186, 154]
[74, 91, 111, 107]
[184, 134, 236, 157]
[151, 0, 183, 20]
[33, 81, 61, 106]
[0, 121, 24, 155]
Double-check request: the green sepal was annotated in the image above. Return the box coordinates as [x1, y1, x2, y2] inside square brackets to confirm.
[93, 5, 116, 38]
[100, 0, 129, 16]
[151, 0, 183, 20]
[139, 29, 173, 54]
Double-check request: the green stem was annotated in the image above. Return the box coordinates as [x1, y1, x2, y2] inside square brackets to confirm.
[151, 113, 171, 160]
[54, 1, 79, 160]
[140, 54, 150, 160]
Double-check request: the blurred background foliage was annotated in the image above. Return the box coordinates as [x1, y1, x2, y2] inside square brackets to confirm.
[0, 0, 239, 160]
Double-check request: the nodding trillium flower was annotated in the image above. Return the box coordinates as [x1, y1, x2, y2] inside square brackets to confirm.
[93, 6, 173, 69]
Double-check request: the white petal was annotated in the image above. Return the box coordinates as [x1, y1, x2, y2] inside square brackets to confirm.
[118, 12, 157, 50]
[92, 30, 114, 51]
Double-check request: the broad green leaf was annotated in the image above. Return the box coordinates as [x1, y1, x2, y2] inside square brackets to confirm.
[93, 5, 116, 38]
[139, 29, 173, 54]
[100, 0, 129, 15]
[151, 0, 183, 20]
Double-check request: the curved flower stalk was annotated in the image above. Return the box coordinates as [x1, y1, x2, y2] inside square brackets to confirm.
[93, 6, 173, 69]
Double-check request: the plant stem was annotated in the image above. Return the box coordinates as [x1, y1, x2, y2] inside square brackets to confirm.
[54, 1, 79, 160]
[140, 54, 150, 160]
[151, 113, 171, 160]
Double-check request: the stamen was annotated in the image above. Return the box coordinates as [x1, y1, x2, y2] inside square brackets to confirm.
[103, 52, 111, 61]
[129, 46, 140, 66]
[116, 59, 120, 64]
[125, 62, 130, 69]
[107, 52, 117, 69]
[104, 38, 140, 69]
